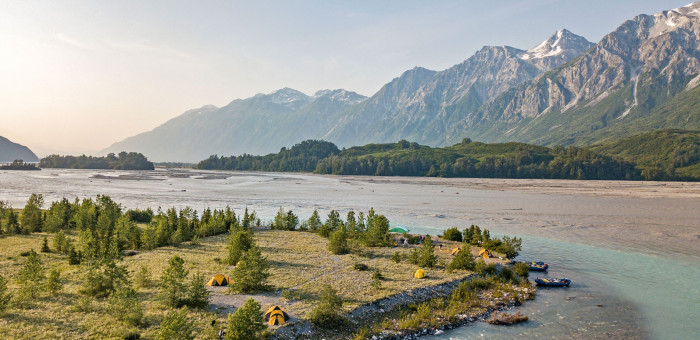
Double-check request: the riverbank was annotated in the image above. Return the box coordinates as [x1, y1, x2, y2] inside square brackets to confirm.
[273, 272, 535, 339]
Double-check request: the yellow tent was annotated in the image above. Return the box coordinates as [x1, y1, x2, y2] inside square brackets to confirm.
[451, 247, 461, 255]
[414, 269, 426, 279]
[264, 305, 289, 321]
[205, 274, 231, 286]
[478, 249, 492, 259]
[268, 312, 286, 325]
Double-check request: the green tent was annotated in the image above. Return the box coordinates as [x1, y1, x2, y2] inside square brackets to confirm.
[389, 226, 409, 234]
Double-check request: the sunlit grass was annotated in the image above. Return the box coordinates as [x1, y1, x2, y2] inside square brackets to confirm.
[0, 229, 488, 338]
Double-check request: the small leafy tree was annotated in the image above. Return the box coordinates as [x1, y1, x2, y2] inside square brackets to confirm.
[226, 229, 253, 266]
[0, 274, 11, 313]
[109, 285, 143, 326]
[46, 267, 62, 294]
[308, 284, 344, 327]
[20, 193, 44, 233]
[442, 227, 462, 242]
[18, 249, 45, 298]
[225, 298, 266, 340]
[231, 246, 270, 293]
[159, 255, 189, 307]
[418, 236, 437, 268]
[328, 229, 349, 255]
[158, 307, 195, 340]
[391, 252, 402, 263]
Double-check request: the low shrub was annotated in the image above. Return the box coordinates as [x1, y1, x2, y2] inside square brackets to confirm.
[353, 263, 368, 271]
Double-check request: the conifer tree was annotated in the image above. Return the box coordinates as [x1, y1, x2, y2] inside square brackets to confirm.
[225, 298, 266, 340]
[46, 267, 62, 294]
[109, 285, 143, 326]
[418, 235, 437, 268]
[159, 255, 189, 307]
[328, 229, 349, 255]
[18, 249, 45, 298]
[157, 307, 195, 340]
[231, 246, 270, 293]
[0, 274, 11, 313]
[226, 229, 253, 266]
[307, 209, 322, 232]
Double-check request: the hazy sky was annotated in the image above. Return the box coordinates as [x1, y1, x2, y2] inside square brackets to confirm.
[0, 0, 691, 155]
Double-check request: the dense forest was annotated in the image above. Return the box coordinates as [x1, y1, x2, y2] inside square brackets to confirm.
[590, 129, 700, 181]
[0, 160, 40, 170]
[198, 139, 645, 180]
[39, 152, 154, 170]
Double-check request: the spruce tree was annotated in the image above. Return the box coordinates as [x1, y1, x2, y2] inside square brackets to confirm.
[18, 249, 45, 298]
[225, 298, 266, 340]
[108, 285, 143, 326]
[226, 229, 253, 266]
[418, 235, 437, 268]
[135, 264, 152, 289]
[447, 244, 475, 272]
[231, 246, 270, 293]
[186, 272, 210, 309]
[307, 209, 322, 232]
[157, 307, 195, 340]
[46, 267, 62, 294]
[41, 236, 50, 253]
[0, 274, 11, 313]
[159, 255, 189, 307]
[328, 229, 349, 255]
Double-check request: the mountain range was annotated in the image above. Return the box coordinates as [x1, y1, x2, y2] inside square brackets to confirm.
[0, 136, 39, 163]
[104, 3, 700, 162]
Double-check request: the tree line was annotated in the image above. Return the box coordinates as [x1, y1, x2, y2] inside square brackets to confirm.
[198, 139, 642, 180]
[39, 151, 154, 170]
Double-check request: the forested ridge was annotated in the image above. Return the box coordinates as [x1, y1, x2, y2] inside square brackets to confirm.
[196, 136, 687, 180]
[40, 152, 154, 170]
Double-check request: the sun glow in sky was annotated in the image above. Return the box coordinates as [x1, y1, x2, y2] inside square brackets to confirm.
[0, 0, 689, 155]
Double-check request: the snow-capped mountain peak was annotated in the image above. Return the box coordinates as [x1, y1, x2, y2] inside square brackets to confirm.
[519, 29, 593, 60]
[314, 89, 367, 104]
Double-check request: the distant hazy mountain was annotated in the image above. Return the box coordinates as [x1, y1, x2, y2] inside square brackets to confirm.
[103, 89, 367, 162]
[0, 136, 39, 163]
[104, 2, 700, 162]
[454, 2, 700, 145]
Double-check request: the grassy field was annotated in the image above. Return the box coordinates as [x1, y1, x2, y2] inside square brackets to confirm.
[0, 229, 497, 339]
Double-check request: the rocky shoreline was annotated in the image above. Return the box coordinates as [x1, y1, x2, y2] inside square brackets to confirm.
[273, 273, 535, 339]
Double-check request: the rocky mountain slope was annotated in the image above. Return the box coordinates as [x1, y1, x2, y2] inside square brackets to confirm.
[456, 2, 700, 145]
[104, 31, 592, 162]
[0, 136, 39, 163]
[325, 29, 594, 147]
